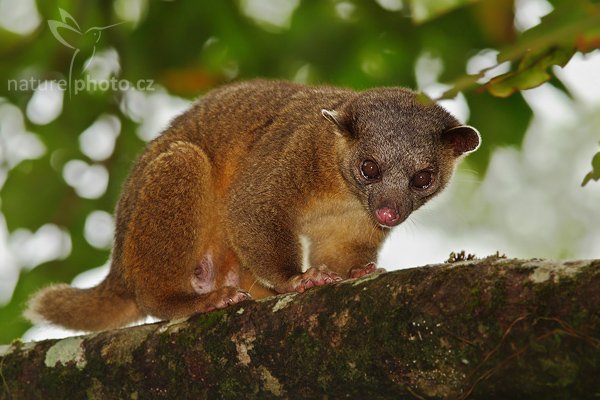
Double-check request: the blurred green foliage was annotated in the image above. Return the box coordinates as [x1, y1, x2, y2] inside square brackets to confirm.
[0, 0, 599, 343]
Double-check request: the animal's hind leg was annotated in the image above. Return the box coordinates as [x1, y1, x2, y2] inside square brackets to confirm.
[122, 141, 249, 320]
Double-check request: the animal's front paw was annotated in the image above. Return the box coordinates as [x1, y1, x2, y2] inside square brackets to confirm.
[348, 262, 386, 279]
[207, 287, 252, 311]
[280, 265, 343, 294]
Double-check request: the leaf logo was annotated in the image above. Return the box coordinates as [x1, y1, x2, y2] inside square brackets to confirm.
[48, 8, 122, 97]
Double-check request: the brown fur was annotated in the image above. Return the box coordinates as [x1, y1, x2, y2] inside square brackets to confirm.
[25, 79, 480, 331]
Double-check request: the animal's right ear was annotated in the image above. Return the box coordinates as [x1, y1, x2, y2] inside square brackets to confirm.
[321, 109, 352, 137]
[441, 125, 481, 157]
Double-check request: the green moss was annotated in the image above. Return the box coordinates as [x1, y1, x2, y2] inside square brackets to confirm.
[85, 377, 104, 400]
[288, 329, 320, 365]
[538, 355, 579, 388]
[467, 285, 482, 312]
[205, 310, 228, 327]
[9, 339, 24, 351]
[37, 365, 91, 398]
[218, 376, 253, 399]
[489, 274, 507, 312]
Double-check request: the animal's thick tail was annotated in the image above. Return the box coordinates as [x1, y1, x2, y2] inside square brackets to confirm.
[24, 277, 143, 332]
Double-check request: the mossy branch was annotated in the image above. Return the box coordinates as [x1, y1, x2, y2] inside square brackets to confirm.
[1, 257, 600, 399]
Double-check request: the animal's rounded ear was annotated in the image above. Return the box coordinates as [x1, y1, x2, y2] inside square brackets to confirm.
[442, 125, 481, 156]
[321, 109, 353, 137]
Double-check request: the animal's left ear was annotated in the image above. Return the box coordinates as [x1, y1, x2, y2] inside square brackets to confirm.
[321, 109, 354, 137]
[441, 125, 481, 156]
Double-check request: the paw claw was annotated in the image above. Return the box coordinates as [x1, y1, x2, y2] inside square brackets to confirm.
[210, 287, 252, 310]
[284, 266, 342, 294]
[349, 263, 385, 279]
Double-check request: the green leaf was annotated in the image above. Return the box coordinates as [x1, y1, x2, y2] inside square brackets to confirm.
[483, 0, 599, 97]
[498, 0, 600, 61]
[582, 151, 600, 186]
[487, 46, 576, 97]
[440, 0, 600, 99]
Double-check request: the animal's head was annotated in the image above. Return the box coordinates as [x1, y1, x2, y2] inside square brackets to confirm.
[322, 87, 480, 228]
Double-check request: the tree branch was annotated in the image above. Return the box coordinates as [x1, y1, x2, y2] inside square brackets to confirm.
[1, 256, 599, 399]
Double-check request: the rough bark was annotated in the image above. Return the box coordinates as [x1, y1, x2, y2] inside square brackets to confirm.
[1, 256, 599, 399]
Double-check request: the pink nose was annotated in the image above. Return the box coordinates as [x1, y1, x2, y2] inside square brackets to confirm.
[375, 207, 401, 226]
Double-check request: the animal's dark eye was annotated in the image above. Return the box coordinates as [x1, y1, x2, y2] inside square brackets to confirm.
[360, 160, 380, 181]
[411, 170, 433, 189]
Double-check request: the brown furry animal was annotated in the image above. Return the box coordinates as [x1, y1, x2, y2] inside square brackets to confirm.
[25, 79, 480, 331]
